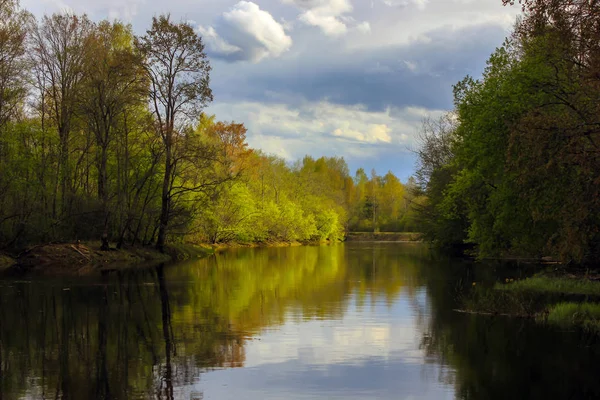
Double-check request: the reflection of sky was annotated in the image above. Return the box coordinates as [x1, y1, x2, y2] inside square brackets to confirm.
[187, 289, 455, 399]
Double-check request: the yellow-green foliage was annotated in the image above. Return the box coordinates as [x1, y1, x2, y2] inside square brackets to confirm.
[188, 153, 410, 245]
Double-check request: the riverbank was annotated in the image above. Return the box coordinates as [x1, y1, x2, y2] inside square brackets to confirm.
[462, 269, 600, 333]
[0, 238, 336, 273]
[0, 241, 215, 273]
[345, 232, 422, 242]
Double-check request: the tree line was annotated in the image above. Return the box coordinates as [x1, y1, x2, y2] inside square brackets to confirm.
[0, 0, 416, 251]
[414, 0, 600, 264]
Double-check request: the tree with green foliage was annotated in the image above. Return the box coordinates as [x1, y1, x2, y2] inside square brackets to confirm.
[135, 14, 213, 252]
[30, 13, 95, 218]
[80, 21, 146, 249]
[415, 0, 600, 263]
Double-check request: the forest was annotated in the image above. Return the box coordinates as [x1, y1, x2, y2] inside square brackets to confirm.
[414, 0, 600, 264]
[0, 0, 418, 252]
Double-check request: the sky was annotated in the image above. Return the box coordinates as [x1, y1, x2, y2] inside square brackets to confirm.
[23, 0, 522, 182]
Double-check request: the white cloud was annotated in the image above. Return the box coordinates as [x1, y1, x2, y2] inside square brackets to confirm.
[199, 1, 292, 63]
[299, 11, 348, 35]
[356, 21, 371, 34]
[332, 124, 391, 143]
[197, 25, 242, 55]
[283, 0, 368, 36]
[207, 99, 446, 162]
[382, 0, 429, 10]
[345, 0, 520, 51]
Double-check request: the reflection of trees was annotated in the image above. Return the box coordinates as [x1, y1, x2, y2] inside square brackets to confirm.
[0, 243, 431, 399]
[0, 266, 247, 399]
[157, 264, 174, 400]
[416, 257, 600, 400]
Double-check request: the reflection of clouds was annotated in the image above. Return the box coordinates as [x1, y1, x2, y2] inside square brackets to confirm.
[243, 293, 423, 368]
[194, 265, 456, 400]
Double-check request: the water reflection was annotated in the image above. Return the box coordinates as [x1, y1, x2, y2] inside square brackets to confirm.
[0, 243, 599, 399]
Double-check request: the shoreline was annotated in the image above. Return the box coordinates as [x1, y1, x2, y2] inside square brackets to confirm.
[0, 238, 343, 273]
[0, 235, 426, 274]
[0, 232, 427, 272]
[463, 269, 600, 333]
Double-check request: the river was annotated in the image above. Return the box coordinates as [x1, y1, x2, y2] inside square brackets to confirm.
[0, 242, 598, 399]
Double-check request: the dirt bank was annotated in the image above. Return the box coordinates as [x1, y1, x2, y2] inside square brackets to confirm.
[2, 241, 215, 273]
[1, 238, 337, 273]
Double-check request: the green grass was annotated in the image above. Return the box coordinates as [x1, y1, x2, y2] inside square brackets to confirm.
[496, 276, 600, 296]
[460, 274, 600, 334]
[545, 302, 600, 332]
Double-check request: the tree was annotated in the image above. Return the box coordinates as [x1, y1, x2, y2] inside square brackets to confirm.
[0, 0, 30, 245]
[0, 0, 28, 131]
[80, 20, 146, 250]
[379, 171, 405, 231]
[29, 13, 94, 217]
[501, 0, 600, 262]
[135, 14, 212, 251]
[414, 113, 457, 191]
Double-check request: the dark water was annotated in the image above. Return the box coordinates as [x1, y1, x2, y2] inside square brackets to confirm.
[0, 243, 599, 400]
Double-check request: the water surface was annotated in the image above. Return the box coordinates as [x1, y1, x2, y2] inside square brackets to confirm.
[0, 243, 599, 399]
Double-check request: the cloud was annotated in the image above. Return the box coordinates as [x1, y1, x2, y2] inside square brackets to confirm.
[356, 21, 371, 34]
[197, 26, 242, 55]
[283, 0, 368, 36]
[198, 1, 292, 63]
[382, 0, 429, 10]
[31, 0, 144, 20]
[208, 22, 515, 112]
[207, 100, 446, 168]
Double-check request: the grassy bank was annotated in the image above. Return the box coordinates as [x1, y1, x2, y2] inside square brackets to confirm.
[345, 232, 422, 242]
[545, 302, 600, 333]
[497, 275, 600, 296]
[462, 271, 600, 333]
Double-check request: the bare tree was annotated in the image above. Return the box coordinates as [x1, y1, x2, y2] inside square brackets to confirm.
[414, 113, 458, 190]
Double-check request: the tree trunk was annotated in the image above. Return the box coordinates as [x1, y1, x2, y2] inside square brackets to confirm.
[156, 145, 172, 252]
[99, 143, 110, 251]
